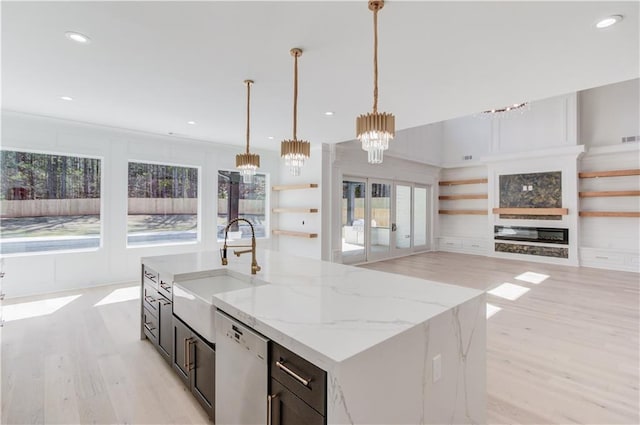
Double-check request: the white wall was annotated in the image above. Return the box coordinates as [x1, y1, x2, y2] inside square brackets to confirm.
[1, 111, 281, 298]
[579, 78, 640, 147]
[386, 122, 443, 166]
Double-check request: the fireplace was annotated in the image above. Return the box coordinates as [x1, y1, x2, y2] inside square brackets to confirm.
[494, 226, 568, 245]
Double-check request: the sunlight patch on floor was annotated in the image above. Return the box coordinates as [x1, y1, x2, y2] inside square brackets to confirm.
[94, 286, 139, 306]
[3, 294, 81, 322]
[488, 282, 530, 301]
[486, 303, 502, 319]
[514, 271, 549, 284]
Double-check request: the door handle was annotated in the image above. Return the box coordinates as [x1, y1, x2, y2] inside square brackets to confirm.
[391, 223, 397, 231]
[267, 393, 279, 425]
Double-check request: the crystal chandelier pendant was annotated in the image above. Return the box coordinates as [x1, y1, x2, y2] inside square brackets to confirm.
[355, 0, 395, 165]
[235, 80, 260, 182]
[280, 48, 311, 175]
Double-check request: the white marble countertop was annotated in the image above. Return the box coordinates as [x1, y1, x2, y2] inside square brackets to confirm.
[143, 250, 483, 369]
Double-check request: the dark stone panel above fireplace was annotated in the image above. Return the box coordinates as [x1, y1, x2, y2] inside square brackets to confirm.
[495, 243, 568, 258]
[499, 171, 562, 220]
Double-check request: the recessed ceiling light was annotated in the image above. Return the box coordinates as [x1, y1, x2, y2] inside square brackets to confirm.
[65, 31, 91, 44]
[267, 136, 274, 140]
[324, 111, 334, 116]
[60, 96, 73, 101]
[596, 15, 623, 29]
[187, 121, 196, 125]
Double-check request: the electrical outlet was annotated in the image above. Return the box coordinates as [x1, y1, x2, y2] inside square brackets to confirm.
[528, 185, 533, 191]
[522, 185, 527, 192]
[432, 354, 442, 383]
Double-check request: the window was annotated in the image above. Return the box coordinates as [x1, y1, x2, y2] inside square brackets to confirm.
[217, 170, 267, 240]
[0, 150, 102, 255]
[127, 161, 198, 246]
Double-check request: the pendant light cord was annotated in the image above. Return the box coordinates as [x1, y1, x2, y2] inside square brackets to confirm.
[373, 8, 379, 114]
[245, 81, 251, 154]
[293, 52, 299, 140]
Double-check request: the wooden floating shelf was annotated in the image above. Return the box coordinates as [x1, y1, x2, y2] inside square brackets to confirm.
[272, 208, 319, 213]
[438, 193, 488, 200]
[579, 211, 640, 218]
[579, 190, 640, 198]
[438, 209, 488, 215]
[492, 208, 569, 215]
[439, 178, 488, 186]
[578, 169, 640, 179]
[272, 230, 318, 238]
[272, 183, 318, 191]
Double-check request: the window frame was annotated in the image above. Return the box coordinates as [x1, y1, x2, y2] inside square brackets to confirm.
[0, 147, 105, 257]
[216, 168, 270, 242]
[126, 159, 202, 249]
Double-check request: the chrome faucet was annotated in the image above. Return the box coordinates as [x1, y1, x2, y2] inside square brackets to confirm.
[221, 218, 261, 275]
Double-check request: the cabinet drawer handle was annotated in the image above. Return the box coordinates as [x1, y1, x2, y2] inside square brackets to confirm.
[275, 361, 311, 387]
[267, 393, 278, 425]
[144, 271, 157, 282]
[184, 337, 194, 370]
[144, 322, 155, 332]
[595, 256, 609, 260]
[159, 282, 171, 291]
[144, 295, 157, 304]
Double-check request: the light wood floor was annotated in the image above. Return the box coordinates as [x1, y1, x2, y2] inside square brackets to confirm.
[1, 252, 638, 424]
[362, 252, 640, 425]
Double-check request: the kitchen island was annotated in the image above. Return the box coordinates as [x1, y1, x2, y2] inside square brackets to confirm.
[142, 250, 486, 424]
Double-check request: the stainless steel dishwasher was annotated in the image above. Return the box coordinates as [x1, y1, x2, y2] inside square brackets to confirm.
[215, 310, 269, 425]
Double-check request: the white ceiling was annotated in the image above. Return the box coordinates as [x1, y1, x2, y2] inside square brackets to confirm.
[2, 1, 638, 151]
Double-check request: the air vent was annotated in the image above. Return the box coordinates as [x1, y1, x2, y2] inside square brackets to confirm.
[622, 135, 639, 143]
[463, 155, 473, 161]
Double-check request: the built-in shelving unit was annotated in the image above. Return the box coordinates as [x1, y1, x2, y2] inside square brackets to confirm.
[272, 208, 318, 213]
[272, 183, 318, 191]
[438, 209, 487, 215]
[438, 194, 488, 200]
[438, 178, 488, 215]
[578, 169, 640, 179]
[579, 211, 640, 218]
[578, 169, 640, 218]
[579, 190, 640, 198]
[272, 230, 318, 238]
[492, 207, 569, 215]
[271, 183, 319, 238]
[439, 178, 488, 186]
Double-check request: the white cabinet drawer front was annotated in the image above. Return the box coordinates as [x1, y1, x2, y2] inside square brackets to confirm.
[581, 250, 625, 265]
[463, 239, 487, 250]
[439, 238, 462, 249]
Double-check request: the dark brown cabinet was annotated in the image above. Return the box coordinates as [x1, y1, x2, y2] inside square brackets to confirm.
[141, 265, 173, 364]
[269, 342, 326, 425]
[270, 379, 325, 425]
[172, 316, 215, 419]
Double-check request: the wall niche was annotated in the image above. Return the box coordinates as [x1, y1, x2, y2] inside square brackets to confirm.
[499, 171, 562, 220]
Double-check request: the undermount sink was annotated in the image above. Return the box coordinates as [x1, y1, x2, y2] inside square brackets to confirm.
[173, 271, 267, 343]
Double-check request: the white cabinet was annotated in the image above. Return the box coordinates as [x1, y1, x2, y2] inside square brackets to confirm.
[580, 247, 639, 272]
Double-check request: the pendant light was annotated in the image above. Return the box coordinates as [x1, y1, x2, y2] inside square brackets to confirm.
[236, 79, 260, 183]
[281, 48, 310, 176]
[356, 0, 395, 164]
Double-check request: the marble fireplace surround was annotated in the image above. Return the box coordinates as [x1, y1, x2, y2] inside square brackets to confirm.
[483, 145, 585, 265]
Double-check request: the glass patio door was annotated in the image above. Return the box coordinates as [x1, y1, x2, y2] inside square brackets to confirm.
[341, 179, 367, 264]
[368, 180, 392, 261]
[393, 183, 414, 256]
